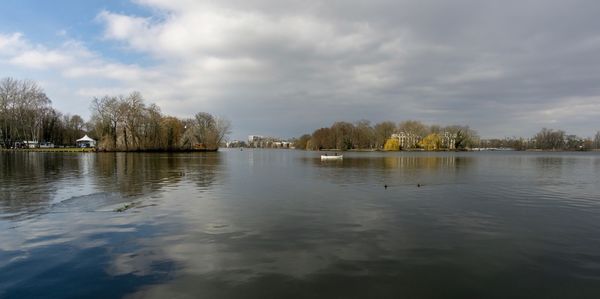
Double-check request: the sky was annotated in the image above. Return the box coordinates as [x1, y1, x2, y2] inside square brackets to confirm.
[1, 0, 600, 140]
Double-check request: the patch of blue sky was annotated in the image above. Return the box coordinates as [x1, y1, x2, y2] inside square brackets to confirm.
[0, 0, 156, 66]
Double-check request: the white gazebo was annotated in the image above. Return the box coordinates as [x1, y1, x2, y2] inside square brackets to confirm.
[76, 135, 96, 148]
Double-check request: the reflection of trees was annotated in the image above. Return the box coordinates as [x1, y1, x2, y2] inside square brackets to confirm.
[312, 155, 472, 170]
[531, 156, 566, 180]
[382, 156, 471, 170]
[0, 152, 80, 214]
[93, 152, 223, 195]
[185, 153, 222, 189]
[94, 153, 181, 195]
[532, 157, 563, 170]
[309, 154, 475, 186]
[0, 152, 224, 215]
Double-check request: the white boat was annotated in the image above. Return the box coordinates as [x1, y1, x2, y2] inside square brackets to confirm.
[321, 154, 343, 160]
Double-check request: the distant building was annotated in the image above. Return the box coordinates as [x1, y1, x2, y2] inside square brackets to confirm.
[389, 131, 457, 150]
[248, 135, 264, 144]
[247, 135, 293, 149]
[390, 132, 421, 149]
[440, 132, 457, 150]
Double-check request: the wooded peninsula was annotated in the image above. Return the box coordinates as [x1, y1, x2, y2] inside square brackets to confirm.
[0, 77, 230, 151]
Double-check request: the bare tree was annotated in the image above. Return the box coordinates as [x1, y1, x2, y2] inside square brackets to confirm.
[214, 116, 232, 147]
[143, 103, 163, 150]
[398, 120, 428, 137]
[309, 127, 335, 150]
[331, 121, 354, 150]
[374, 121, 396, 149]
[293, 134, 311, 150]
[534, 128, 565, 150]
[0, 78, 51, 147]
[182, 112, 231, 149]
[194, 112, 216, 147]
[398, 120, 428, 148]
[353, 120, 374, 149]
[445, 125, 478, 149]
[91, 96, 124, 150]
[160, 116, 184, 150]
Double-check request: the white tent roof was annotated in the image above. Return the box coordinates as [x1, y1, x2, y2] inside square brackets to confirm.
[76, 135, 95, 142]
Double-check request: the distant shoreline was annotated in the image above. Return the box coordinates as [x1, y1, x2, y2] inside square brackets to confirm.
[310, 148, 599, 153]
[0, 148, 220, 153]
[3, 148, 599, 153]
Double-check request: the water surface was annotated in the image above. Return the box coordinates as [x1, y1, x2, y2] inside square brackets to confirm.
[1, 150, 600, 298]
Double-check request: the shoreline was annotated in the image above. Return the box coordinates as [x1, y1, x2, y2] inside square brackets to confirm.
[0, 148, 220, 153]
[311, 148, 599, 153]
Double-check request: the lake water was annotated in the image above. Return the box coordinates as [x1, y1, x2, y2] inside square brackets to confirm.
[1, 150, 600, 298]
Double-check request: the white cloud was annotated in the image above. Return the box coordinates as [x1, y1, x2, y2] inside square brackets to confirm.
[97, 6, 378, 61]
[1, 33, 94, 70]
[0, 33, 26, 55]
[10, 50, 73, 69]
[0, 32, 156, 118]
[97, 10, 156, 50]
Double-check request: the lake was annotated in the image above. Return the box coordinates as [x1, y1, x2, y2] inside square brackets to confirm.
[1, 150, 600, 298]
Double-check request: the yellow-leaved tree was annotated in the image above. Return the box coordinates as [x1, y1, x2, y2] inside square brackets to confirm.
[419, 133, 441, 151]
[383, 138, 400, 151]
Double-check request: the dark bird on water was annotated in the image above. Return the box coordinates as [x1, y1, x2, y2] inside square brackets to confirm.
[417, 184, 421, 188]
[384, 184, 388, 189]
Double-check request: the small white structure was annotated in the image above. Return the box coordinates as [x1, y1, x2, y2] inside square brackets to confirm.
[23, 141, 39, 148]
[76, 135, 96, 148]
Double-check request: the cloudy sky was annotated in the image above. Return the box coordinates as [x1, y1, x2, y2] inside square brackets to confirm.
[1, 0, 600, 139]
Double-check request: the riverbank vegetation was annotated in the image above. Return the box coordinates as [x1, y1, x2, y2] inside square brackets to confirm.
[294, 121, 600, 151]
[482, 129, 600, 151]
[1, 77, 230, 151]
[0, 78, 86, 147]
[90, 93, 230, 151]
[294, 120, 479, 151]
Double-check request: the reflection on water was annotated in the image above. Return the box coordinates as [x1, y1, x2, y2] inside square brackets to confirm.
[306, 154, 475, 188]
[313, 155, 472, 169]
[1, 150, 600, 298]
[0, 152, 223, 219]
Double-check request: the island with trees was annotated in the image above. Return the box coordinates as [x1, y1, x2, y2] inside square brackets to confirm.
[293, 121, 600, 152]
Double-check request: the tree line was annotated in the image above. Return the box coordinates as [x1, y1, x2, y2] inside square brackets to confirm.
[294, 120, 600, 151]
[90, 92, 230, 151]
[294, 120, 478, 151]
[482, 129, 600, 151]
[0, 78, 86, 147]
[0, 77, 230, 151]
